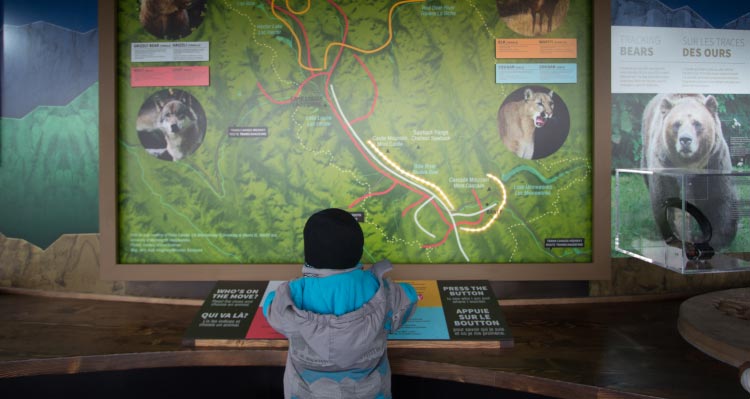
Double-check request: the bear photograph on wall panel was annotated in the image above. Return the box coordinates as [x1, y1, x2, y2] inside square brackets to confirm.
[611, 0, 750, 260]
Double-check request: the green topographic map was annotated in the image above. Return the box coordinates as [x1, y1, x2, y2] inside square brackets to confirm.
[116, 0, 592, 265]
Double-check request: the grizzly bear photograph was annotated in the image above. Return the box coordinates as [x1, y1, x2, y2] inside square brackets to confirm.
[640, 93, 737, 249]
[139, 0, 208, 40]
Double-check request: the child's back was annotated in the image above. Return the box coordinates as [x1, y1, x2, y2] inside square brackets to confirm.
[264, 208, 417, 399]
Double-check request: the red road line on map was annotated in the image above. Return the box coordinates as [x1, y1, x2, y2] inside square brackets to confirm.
[321, 5, 373, 166]
[431, 198, 451, 225]
[402, 195, 430, 217]
[422, 225, 454, 249]
[349, 182, 399, 208]
[421, 189, 484, 248]
[326, 0, 349, 65]
[322, 1, 350, 76]
[268, 1, 315, 67]
[257, 0, 328, 103]
[416, 200, 452, 248]
[456, 188, 485, 227]
[349, 54, 378, 125]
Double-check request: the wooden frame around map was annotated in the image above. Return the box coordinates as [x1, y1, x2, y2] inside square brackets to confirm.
[99, 0, 611, 281]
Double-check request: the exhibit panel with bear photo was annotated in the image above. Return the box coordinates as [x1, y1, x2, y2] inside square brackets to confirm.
[611, 1, 750, 272]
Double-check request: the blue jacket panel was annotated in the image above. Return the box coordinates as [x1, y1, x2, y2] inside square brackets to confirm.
[288, 268, 380, 316]
[263, 267, 417, 317]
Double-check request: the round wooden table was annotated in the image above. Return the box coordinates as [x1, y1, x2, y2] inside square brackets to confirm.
[678, 287, 750, 393]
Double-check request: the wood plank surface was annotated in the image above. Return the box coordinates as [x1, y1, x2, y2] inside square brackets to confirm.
[678, 288, 750, 368]
[0, 292, 746, 399]
[185, 338, 507, 350]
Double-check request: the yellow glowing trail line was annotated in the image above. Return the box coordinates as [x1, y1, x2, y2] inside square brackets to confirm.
[271, 0, 425, 72]
[460, 174, 507, 232]
[366, 141, 455, 211]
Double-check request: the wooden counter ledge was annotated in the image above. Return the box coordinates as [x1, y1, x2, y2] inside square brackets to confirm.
[0, 288, 746, 398]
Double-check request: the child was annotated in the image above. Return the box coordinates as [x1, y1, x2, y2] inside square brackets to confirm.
[264, 208, 418, 399]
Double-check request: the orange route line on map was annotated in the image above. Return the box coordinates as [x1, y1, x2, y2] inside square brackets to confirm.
[271, 0, 425, 72]
[284, 0, 311, 15]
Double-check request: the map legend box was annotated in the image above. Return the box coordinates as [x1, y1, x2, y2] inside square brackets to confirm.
[496, 38, 577, 59]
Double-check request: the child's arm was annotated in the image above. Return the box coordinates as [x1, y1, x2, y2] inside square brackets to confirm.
[370, 259, 418, 333]
[262, 290, 276, 319]
[262, 282, 297, 337]
[385, 279, 418, 333]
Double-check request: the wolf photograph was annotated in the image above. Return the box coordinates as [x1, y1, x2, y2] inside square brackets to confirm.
[136, 89, 207, 162]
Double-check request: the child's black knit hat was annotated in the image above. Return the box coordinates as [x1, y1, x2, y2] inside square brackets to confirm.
[303, 208, 364, 269]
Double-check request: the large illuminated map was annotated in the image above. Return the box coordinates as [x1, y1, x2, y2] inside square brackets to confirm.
[116, 0, 591, 265]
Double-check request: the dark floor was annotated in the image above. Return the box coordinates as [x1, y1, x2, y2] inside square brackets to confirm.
[0, 366, 554, 398]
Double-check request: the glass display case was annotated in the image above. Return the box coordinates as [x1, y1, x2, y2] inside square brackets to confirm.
[615, 168, 750, 274]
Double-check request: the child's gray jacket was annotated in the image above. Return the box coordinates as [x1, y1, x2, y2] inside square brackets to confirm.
[265, 260, 417, 399]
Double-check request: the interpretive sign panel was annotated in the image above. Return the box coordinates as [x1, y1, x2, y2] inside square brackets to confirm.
[183, 280, 513, 349]
[610, 3, 750, 260]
